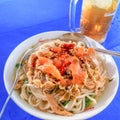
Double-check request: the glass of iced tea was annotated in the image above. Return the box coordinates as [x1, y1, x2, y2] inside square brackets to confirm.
[69, 0, 120, 43]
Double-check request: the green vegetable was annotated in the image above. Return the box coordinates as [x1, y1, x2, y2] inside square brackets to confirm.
[90, 95, 94, 98]
[15, 63, 22, 68]
[61, 100, 69, 106]
[85, 97, 91, 108]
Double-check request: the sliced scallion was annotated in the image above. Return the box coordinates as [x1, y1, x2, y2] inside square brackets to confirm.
[15, 63, 22, 68]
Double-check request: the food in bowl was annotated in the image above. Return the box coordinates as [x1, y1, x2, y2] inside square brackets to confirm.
[14, 39, 109, 116]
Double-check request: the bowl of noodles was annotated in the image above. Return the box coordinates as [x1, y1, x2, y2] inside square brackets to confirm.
[4, 31, 119, 120]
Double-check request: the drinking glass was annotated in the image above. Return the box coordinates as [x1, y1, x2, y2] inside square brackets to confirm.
[69, 0, 120, 43]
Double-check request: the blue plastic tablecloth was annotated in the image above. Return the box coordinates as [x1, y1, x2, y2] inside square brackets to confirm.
[0, 0, 120, 120]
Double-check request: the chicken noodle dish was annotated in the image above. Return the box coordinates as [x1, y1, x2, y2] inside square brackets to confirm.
[14, 39, 109, 116]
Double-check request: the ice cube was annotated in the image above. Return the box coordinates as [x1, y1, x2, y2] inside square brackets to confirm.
[92, 0, 112, 9]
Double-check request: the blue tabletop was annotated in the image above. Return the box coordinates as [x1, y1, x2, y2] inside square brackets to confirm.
[0, 0, 120, 120]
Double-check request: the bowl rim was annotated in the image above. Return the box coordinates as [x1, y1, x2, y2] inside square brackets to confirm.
[3, 31, 119, 120]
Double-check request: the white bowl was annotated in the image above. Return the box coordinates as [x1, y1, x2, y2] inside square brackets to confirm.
[4, 31, 119, 120]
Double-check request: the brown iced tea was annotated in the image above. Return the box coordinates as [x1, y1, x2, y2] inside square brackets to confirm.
[80, 0, 117, 42]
